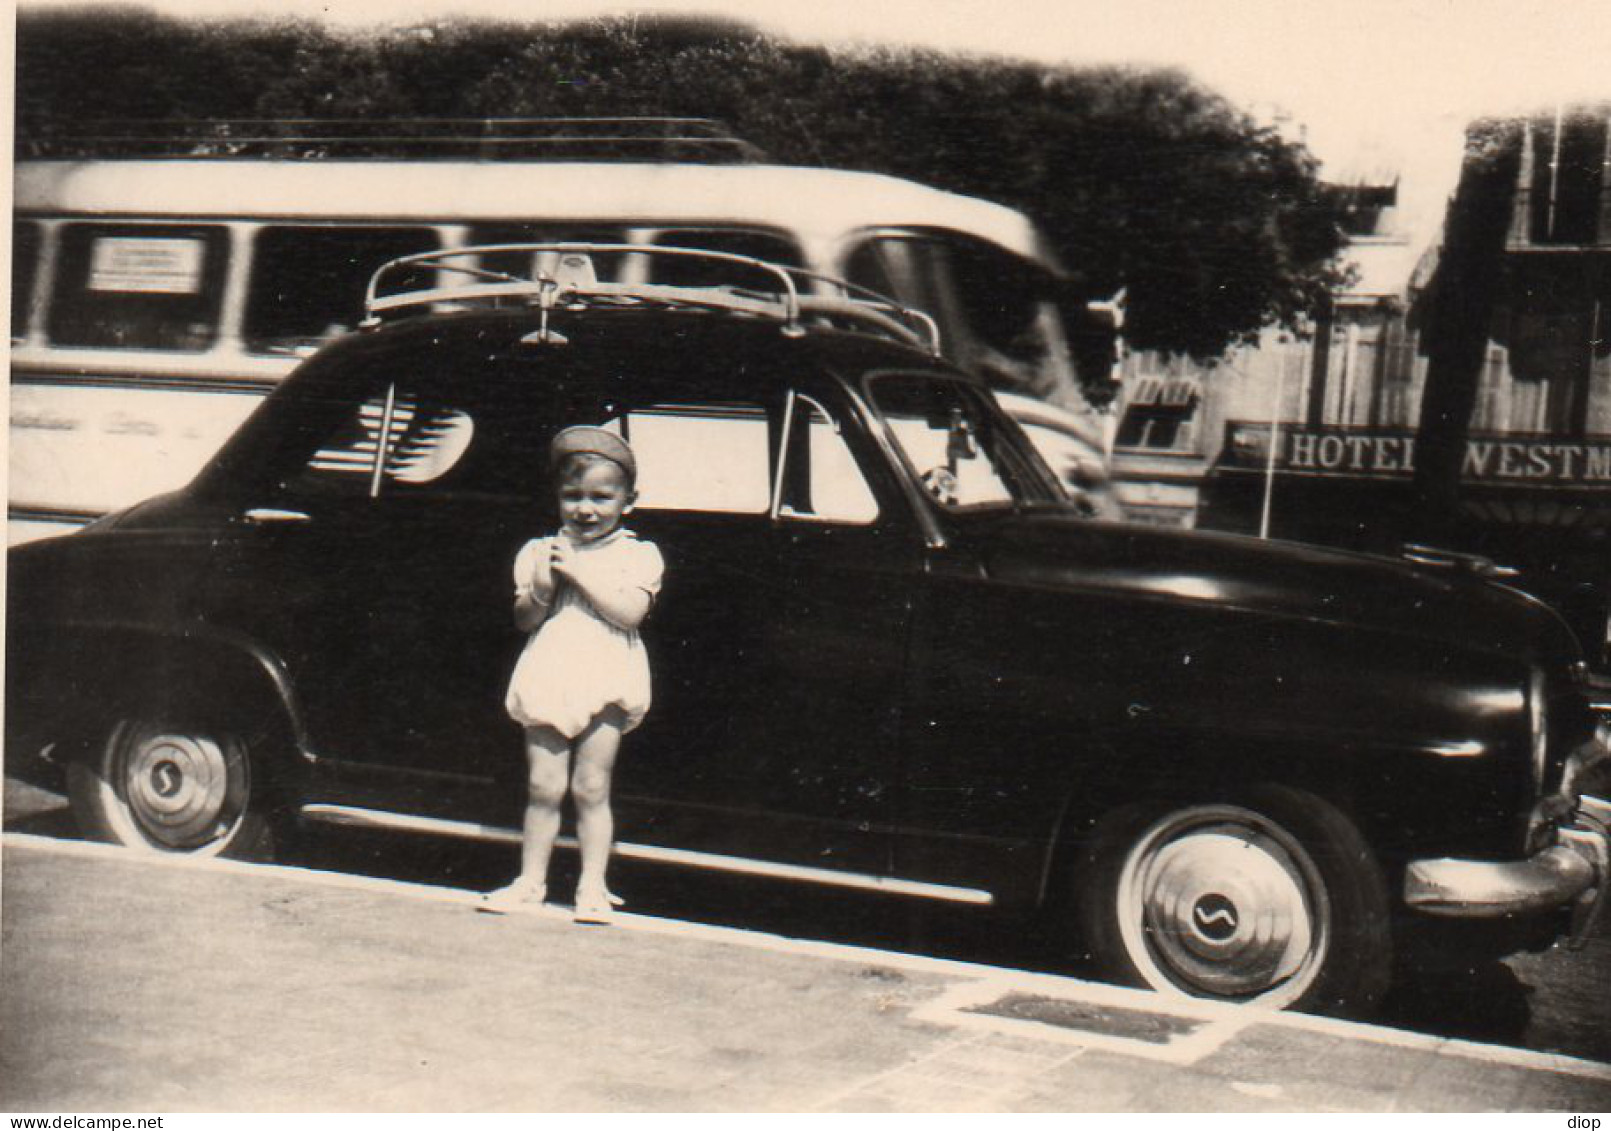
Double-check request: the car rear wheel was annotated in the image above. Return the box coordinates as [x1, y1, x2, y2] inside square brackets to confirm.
[67, 717, 271, 859]
[1075, 784, 1391, 1016]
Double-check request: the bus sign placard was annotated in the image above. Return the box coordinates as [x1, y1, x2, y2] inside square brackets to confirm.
[89, 236, 205, 294]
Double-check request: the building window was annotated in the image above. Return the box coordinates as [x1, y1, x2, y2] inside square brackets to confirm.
[1529, 111, 1608, 246]
[1470, 343, 1510, 432]
[1330, 182, 1399, 238]
[1115, 377, 1200, 450]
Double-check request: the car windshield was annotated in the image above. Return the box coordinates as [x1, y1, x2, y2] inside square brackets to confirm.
[865, 372, 1064, 511]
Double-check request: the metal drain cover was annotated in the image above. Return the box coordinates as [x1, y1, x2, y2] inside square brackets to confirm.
[964, 992, 1208, 1044]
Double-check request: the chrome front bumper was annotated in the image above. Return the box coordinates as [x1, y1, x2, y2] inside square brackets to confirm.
[1404, 794, 1610, 939]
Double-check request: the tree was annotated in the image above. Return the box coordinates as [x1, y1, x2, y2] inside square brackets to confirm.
[14, 10, 1350, 376]
[1409, 120, 1523, 546]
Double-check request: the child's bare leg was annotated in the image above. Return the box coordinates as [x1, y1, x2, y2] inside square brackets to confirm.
[571, 707, 625, 900]
[519, 725, 572, 890]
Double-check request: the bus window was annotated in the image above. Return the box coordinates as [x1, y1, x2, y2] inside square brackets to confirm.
[469, 224, 630, 282]
[245, 225, 440, 355]
[47, 223, 229, 352]
[846, 236, 955, 326]
[944, 234, 1049, 364]
[12, 221, 40, 340]
[648, 228, 804, 292]
[847, 231, 1068, 395]
[848, 233, 1045, 356]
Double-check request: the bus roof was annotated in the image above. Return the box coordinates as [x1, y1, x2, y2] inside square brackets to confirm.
[14, 160, 1051, 264]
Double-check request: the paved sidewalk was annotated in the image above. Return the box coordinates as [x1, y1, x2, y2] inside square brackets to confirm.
[2, 834, 1609, 1113]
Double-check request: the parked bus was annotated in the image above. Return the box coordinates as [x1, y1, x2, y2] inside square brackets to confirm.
[10, 123, 1113, 542]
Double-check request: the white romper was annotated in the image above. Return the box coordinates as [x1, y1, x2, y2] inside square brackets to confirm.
[503, 529, 664, 739]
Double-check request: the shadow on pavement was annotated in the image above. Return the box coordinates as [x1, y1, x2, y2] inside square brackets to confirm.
[1379, 962, 1532, 1047]
[11, 780, 1605, 1066]
[259, 817, 1611, 1067]
[3, 805, 80, 842]
[278, 817, 1087, 979]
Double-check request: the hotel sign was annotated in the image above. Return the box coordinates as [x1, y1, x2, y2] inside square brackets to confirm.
[1223, 423, 1611, 489]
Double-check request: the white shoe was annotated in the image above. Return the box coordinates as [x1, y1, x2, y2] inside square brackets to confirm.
[573, 886, 618, 925]
[478, 881, 546, 915]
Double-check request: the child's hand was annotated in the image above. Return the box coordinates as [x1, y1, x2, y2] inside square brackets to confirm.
[528, 539, 558, 599]
[551, 537, 600, 589]
[547, 537, 575, 582]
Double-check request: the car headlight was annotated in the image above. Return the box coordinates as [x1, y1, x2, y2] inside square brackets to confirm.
[1524, 673, 1611, 853]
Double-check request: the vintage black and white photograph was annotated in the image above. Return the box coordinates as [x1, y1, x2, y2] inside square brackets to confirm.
[3, 0, 1610, 1114]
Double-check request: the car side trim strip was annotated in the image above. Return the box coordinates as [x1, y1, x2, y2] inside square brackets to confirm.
[298, 803, 995, 905]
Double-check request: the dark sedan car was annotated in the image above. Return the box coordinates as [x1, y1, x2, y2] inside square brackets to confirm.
[8, 246, 1609, 1017]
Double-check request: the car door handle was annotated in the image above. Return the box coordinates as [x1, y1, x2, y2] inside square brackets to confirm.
[242, 507, 311, 524]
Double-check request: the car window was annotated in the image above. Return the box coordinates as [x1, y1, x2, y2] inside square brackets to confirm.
[46, 223, 229, 351]
[1017, 420, 1122, 519]
[868, 374, 1050, 509]
[230, 340, 808, 515]
[606, 402, 772, 514]
[1018, 421, 1101, 489]
[283, 384, 477, 500]
[777, 394, 879, 525]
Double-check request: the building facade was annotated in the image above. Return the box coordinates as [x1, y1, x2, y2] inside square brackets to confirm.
[1108, 105, 1611, 656]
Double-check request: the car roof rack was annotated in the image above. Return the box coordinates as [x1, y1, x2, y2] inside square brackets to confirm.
[16, 116, 768, 163]
[358, 243, 943, 355]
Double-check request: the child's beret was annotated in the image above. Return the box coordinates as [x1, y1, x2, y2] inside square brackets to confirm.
[549, 425, 637, 481]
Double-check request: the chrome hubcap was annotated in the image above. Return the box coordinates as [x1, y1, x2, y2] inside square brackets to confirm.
[1116, 805, 1329, 1005]
[118, 729, 245, 851]
[151, 760, 183, 798]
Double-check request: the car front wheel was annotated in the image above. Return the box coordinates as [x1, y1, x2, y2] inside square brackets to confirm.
[1076, 784, 1391, 1016]
[67, 717, 271, 859]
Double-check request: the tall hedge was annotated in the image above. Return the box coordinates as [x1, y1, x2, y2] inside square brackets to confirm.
[15, 10, 1350, 367]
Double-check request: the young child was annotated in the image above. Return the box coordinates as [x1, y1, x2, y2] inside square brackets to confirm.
[482, 426, 664, 923]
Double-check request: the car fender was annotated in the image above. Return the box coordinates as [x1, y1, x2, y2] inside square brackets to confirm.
[10, 616, 314, 781]
[1032, 696, 1534, 915]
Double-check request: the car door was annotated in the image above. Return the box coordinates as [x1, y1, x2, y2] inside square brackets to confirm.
[200, 359, 547, 809]
[866, 373, 1092, 904]
[608, 376, 918, 880]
